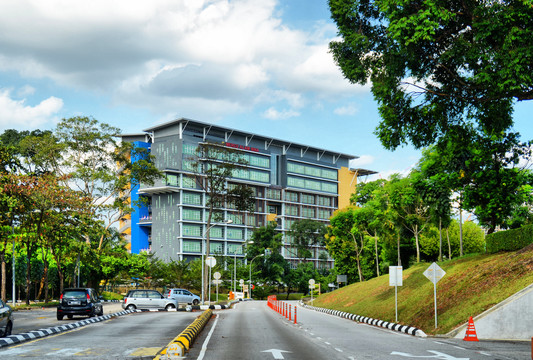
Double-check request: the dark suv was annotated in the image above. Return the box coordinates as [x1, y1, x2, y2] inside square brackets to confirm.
[57, 288, 103, 320]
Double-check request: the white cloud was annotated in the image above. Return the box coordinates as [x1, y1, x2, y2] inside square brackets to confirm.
[263, 107, 300, 120]
[350, 155, 374, 168]
[0, 89, 63, 129]
[334, 104, 359, 116]
[0, 0, 371, 118]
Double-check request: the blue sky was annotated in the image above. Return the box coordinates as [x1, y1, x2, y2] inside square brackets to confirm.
[0, 0, 531, 181]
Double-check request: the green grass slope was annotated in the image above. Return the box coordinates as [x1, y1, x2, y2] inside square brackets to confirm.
[312, 245, 533, 335]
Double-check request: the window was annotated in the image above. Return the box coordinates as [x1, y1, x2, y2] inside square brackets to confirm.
[183, 208, 202, 221]
[210, 242, 224, 254]
[183, 224, 202, 237]
[285, 204, 298, 216]
[183, 143, 198, 155]
[301, 194, 315, 204]
[249, 155, 270, 168]
[227, 213, 244, 225]
[183, 192, 202, 205]
[266, 188, 281, 200]
[318, 196, 331, 206]
[318, 209, 331, 220]
[321, 182, 338, 194]
[182, 175, 197, 189]
[182, 160, 198, 172]
[321, 168, 337, 180]
[287, 176, 305, 188]
[287, 161, 338, 181]
[227, 243, 244, 255]
[304, 179, 321, 191]
[166, 174, 178, 186]
[302, 207, 315, 218]
[183, 240, 201, 252]
[227, 228, 244, 240]
[287, 162, 305, 174]
[285, 191, 298, 202]
[209, 227, 223, 238]
[250, 170, 270, 183]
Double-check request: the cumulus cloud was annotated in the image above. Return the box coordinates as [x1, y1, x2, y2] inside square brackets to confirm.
[263, 107, 300, 120]
[0, 89, 63, 129]
[334, 104, 359, 116]
[350, 155, 375, 168]
[0, 0, 370, 118]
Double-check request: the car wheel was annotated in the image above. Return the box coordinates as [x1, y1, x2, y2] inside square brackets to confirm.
[57, 314, 64, 321]
[165, 304, 176, 311]
[98, 307, 104, 316]
[126, 304, 136, 311]
[192, 299, 199, 306]
[3, 322, 12, 337]
[67, 315, 73, 319]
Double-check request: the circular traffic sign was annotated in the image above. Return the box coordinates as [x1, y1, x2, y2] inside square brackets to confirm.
[206, 256, 216, 267]
[309, 279, 315, 285]
[213, 271, 221, 280]
[239, 279, 244, 285]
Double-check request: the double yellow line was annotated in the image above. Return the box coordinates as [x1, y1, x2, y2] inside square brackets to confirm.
[154, 309, 213, 359]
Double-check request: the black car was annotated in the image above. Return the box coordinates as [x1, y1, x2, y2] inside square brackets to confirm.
[57, 288, 103, 320]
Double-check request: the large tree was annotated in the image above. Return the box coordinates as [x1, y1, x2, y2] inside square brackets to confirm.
[329, 0, 533, 149]
[188, 142, 255, 301]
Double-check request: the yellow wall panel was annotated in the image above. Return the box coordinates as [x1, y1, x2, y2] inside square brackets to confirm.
[338, 167, 357, 210]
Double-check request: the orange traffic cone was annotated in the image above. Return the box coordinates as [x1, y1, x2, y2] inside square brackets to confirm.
[463, 316, 479, 341]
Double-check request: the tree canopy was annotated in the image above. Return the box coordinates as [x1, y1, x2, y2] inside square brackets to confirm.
[329, 0, 533, 149]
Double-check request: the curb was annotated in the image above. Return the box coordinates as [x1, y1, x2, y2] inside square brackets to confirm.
[0, 310, 135, 348]
[301, 303, 427, 337]
[155, 309, 213, 359]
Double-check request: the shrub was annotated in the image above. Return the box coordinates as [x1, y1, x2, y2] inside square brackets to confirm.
[486, 224, 533, 253]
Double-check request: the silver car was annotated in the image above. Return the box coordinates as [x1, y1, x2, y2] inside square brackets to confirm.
[166, 288, 200, 305]
[0, 299, 14, 337]
[122, 289, 179, 310]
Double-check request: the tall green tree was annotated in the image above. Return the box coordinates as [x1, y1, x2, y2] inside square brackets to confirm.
[329, 0, 533, 150]
[188, 142, 255, 300]
[287, 219, 327, 263]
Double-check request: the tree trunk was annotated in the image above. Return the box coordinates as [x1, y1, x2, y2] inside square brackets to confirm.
[446, 228, 452, 260]
[415, 224, 420, 263]
[1, 252, 5, 302]
[397, 233, 401, 266]
[374, 236, 380, 277]
[439, 217, 443, 262]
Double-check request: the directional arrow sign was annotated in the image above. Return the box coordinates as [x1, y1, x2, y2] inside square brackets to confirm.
[261, 349, 292, 359]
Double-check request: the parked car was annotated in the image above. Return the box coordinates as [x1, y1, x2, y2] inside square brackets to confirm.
[122, 289, 179, 310]
[0, 299, 13, 337]
[166, 288, 200, 305]
[57, 288, 103, 320]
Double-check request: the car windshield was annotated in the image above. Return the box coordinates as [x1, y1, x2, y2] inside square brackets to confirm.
[63, 290, 87, 299]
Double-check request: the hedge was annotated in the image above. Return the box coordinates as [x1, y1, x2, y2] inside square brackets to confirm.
[485, 224, 533, 253]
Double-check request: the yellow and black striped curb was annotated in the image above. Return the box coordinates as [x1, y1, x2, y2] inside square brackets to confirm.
[154, 309, 213, 359]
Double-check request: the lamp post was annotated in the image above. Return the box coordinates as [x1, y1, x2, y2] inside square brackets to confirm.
[201, 219, 232, 304]
[11, 218, 15, 307]
[249, 254, 264, 299]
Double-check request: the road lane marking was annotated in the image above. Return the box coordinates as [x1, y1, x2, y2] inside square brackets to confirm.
[197, 313, 219, 360]
[335, 348, 343, 352]
[262, 349, 292, 359]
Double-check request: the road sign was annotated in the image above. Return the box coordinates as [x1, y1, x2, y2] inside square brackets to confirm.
[423, 262, 446, 284]
[212, 279, 222, 284]
[206, 256, 216, 267]
[239, 279, 244, 285]
[309, 278, 315, 286]
[213, 271, 221, 280]
[423, 262, 446, 328]
[389, 266, 403, 286]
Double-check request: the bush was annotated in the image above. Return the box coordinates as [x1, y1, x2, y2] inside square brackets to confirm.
[486, 224, 533, 253]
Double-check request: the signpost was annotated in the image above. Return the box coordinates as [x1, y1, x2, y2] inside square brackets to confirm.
[206, 257, 216, 303]
[389, 266, 402, 322]
[423, 262, 446, 328]
[213, 271, 221, 303]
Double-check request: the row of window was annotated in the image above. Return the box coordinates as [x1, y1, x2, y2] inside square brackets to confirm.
[182, 224, 245, 240]
[287, 176, 338, 194]
[182, 240, 248, 254]
[183, 143, 271, 168]
[287, 161, 337, 180]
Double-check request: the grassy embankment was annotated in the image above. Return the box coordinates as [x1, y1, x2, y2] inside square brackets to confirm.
[312, 245, 533, 335]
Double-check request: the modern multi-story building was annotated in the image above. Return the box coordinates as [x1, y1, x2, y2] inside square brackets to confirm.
[120, 118, 375, 269]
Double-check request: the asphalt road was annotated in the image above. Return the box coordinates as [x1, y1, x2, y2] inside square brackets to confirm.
[0, 309, 197, 359]
[11, 302, 125, 334]
[188, 300, 531, 360]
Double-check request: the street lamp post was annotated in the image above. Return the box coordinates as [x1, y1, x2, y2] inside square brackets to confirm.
[201, 219, 232, 304]
[11, 219, 15, 307]
[249, 254, 264, 300]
